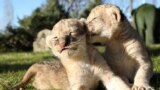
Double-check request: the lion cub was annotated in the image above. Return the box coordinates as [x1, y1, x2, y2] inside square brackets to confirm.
[12, 60, 70, 90]
[46, 19, 130, 90]
[87, 4, 153, 90]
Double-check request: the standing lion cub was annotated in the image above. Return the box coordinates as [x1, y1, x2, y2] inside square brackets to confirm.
[46, 19, 130, 90]
[87, 4, 153, 90]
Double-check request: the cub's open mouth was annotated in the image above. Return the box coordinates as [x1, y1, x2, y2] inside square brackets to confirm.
[60, 48, 69, 53]
[60, 47, 77, 53]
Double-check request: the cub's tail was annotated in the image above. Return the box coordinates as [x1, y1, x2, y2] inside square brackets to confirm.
[10, 64, 39, 90]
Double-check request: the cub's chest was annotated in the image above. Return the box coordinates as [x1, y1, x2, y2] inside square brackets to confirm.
[69, 62, 94, 75]
[69, 61, 97, 78]
[65, 61, 99, 89]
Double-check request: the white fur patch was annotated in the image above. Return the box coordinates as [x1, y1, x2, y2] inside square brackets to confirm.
[100, 27, 112, 39]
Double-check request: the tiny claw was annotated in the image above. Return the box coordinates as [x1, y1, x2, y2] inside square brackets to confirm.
[139, 87, 145, 90]
[132, 86, 138, 90]
[132, 85, 154, 90]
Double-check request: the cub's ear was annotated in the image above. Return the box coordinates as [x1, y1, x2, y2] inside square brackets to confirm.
[79, 18, 86, 23]
[79, 18, 88, 34]
[108, 6, 121, 22]
[46, 35, 53, 49]
[79, 18, 87, 26]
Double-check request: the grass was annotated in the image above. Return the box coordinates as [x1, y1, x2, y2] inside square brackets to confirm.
[0, 45, 160, 90]
[0, 51, 54, 90]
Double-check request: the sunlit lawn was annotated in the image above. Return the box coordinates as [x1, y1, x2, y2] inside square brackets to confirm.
[0, 45, 160, 90]
[0, 51, 54, 90]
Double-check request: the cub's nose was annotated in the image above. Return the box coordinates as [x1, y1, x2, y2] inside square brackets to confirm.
[59, 41, 66, 49]
[86, 23, 93, 32]
[59, 36, 70, 48]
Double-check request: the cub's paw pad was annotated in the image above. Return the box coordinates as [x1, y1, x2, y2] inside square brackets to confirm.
[132, 85, 154, 90]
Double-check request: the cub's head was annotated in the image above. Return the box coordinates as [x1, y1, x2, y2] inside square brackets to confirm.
[87, 4, 125, 40]
[46, 19, 87, 59]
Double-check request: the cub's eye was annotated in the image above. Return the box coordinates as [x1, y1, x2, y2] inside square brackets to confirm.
[70, 32, 77, 37]
[88, 17, 97, 23]
[93, 17, 97, 20]
[52, 36, 58, 40]
[69, 32, 77, 42]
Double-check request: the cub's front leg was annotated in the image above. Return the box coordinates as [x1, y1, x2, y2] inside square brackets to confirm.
[71, 84, 89, 90]
[100, 70, 131, 90]
[132, 58, 153, 90]
[95, 59, 131, 90]
[69, 78, 90, 90]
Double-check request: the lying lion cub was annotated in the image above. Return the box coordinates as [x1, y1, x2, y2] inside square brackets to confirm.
[87, 4, 153, 90]
[11, 60, 70, 90]
[46, 19, 130, 90]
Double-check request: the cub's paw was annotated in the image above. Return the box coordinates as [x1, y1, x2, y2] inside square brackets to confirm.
[132, 85, 154, 90]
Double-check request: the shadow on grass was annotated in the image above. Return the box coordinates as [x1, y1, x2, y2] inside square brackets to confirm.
[150, 73, 160, 89]
[0, 56, 58, 73]
[149, 49, 160, 56]
[0, 63, 32, 73]
[147, 44, 160, 56]
[94, 73, 160, 90]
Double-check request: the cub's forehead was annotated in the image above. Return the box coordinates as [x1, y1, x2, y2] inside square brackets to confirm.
[52, 19, 81, 33]
[87, 6, 104, 21]
[90, 4, 114, 13]
[87, 4, 115, 21]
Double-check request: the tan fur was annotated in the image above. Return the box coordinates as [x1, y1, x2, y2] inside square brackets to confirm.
[33, 29, 51, 52]
[12, 61, 70, 90]
[87, 4, 153, 90]
[46, 19, 131, 90]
